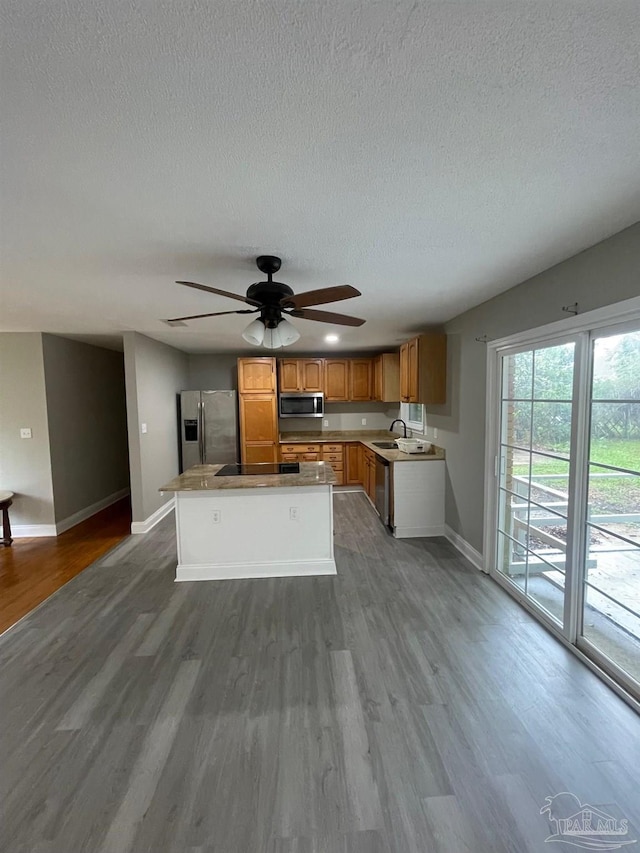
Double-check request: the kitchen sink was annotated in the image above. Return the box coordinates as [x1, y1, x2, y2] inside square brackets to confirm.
[372, 441, 398, 449]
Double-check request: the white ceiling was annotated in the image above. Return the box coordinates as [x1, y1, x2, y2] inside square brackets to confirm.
[1, 1, 639, 354]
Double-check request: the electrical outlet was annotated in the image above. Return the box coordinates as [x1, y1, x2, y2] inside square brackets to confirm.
[141, 423, 148, 434]
[20, 427, 32, 439]
[212, 510, 221, 524]
[361, 418, 367, 425]
[433, 428, 438, 439]
[289, 507, 299, 521]
[323, 419, 329, 427]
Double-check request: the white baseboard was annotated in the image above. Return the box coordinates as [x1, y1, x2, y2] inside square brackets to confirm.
[393, 524, 445, 538]
[55, 488, 130, 535]
[12, 523, 58, 538]
[176, 558, 337, 582]
[131, 497, 175, 534]
[444, 524, 486, 572]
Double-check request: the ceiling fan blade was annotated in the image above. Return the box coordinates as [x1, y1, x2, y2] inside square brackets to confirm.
[176, 280, 262, 307]
[288, 308, 365, 327]
[281, 285, 361, 310]
[165, 309, 258, 322]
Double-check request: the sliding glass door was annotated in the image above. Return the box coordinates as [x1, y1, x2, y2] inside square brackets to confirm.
[496, 340, 576, 626]
[489, 319, 640, 701]
[579, 328, 640, 690]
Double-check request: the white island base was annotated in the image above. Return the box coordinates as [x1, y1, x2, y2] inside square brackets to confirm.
[173, 484, 336, 581]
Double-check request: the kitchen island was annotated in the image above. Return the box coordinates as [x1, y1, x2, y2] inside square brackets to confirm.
[159, 462, 337, 581]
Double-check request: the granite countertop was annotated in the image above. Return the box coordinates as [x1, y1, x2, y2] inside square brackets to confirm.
[279, 431, 445, 463]
[160, 462, 337, 492]
[360, 440, 445, 463]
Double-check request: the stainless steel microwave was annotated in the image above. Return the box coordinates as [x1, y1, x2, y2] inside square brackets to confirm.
[279, 392, 324, 418]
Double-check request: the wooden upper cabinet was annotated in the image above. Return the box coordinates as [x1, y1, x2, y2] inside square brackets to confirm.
[399, 342, 410, 402]
[399, 334, 447, 404]
[408, 337, 419, 401]
[300, 359, 324, 392]
[277, 358, 324, 392]
[278, 359, 301, 393]
[374, 353, 400, 402]
[349, 359, 373, 401]
[237, 357, 276, 394]
[324, 359, 350, 401]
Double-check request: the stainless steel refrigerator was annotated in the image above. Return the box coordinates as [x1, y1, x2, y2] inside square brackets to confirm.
[179, 390, 239, 472]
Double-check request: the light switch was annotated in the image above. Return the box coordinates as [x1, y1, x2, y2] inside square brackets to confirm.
[361, 418, 367, 426]
[141, 423, 148, 434]
[20, 427, 32, 439]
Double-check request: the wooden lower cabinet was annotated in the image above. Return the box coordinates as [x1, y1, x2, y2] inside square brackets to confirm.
[363, 447, 376, 502]
[345, 442, 362, 485]
[321, 443, 344, 485]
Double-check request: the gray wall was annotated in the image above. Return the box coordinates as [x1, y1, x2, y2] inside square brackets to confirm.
[187, 354, 238, 391]
[0, 333, 55, 526]
[124, 332, 189, 523]
[426, 221, 640, 554]
[42, 335, 129, 524]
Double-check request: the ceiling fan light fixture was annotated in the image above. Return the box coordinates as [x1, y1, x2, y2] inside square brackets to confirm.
[262, 325, 283, 349]
[277, 318, 300, 346]
[325, 333, 339, 343]
[241, 318, 265, 346]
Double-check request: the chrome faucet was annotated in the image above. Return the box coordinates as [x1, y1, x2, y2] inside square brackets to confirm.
[389, 418, 408, 438]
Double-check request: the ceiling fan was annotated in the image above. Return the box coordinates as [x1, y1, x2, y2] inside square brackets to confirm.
[165, 255, 365, 349]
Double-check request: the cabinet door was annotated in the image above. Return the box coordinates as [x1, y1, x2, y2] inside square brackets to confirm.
[407, 338, 419, 402]
[373, 355, 382, 401]
[238, 358, 276, 393]
[325, 360, 349, 401]
[301, 359, 324, 392]
[244, 443, 278, 464]
[400, 343, 410, 402]
[378, 352, 400, 402]
[365, 451, 376, 500]
[345, 443, 362, 484]
[239, 394, 277, 463]
[278, 359, 301, 392]
[418, 333, 447, 404]
[350, 359, 373, 401]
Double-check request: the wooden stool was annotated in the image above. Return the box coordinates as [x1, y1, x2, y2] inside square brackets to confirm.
[0, 491, 14, 546]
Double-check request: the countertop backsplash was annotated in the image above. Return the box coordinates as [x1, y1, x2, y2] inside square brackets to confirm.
[279, 402, 399, 434]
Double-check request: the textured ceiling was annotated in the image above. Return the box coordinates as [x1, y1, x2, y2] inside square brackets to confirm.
[1, 0, 639, 353]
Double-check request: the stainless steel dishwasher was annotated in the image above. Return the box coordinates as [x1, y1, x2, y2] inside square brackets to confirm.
[375, 455, 390, 526]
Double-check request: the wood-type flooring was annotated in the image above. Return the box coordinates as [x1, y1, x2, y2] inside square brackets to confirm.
[1, 492, 638, 852]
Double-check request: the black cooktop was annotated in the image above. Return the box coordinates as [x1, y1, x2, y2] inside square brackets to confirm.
[216, 462, 301, 477]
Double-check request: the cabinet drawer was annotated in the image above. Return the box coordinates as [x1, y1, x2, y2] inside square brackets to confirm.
[322, 443, 343, 452]
[302, 452, 319, 461]
[323, 452, 343, 462]
[281, 444, 301, 453]
[281, 453, 298, 461]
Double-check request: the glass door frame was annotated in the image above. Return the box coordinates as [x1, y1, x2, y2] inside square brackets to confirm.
[575, 317, 640, 701]
[483, 296, 640, 706]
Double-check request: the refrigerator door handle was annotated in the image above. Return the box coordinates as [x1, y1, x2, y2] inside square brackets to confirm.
[201, 401, 207, 463]
[198, 401, 204, 463]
